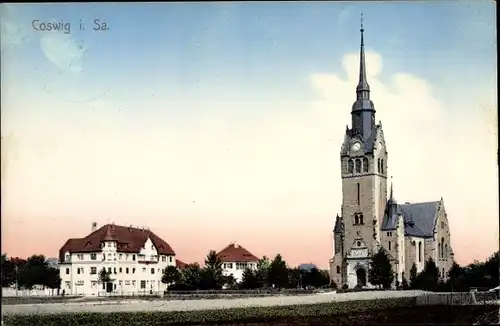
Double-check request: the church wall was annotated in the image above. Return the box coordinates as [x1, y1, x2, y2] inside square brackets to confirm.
[405, 236, 425, 274]
[434, 204, 453, 280]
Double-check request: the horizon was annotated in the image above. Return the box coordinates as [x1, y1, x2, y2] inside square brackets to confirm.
[1, 2, 498, 269]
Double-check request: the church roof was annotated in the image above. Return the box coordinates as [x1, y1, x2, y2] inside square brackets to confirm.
[381, 201, 440, 238]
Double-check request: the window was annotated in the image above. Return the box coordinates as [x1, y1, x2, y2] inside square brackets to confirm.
[119, 254, 122, 260]
[355, 159, 361, 173]
[77, 267, 83, 274]
[126, 254, 129, 260]
[441, 237, 445, 258]
[354, 215, 359, 225]
[348, 160, 354, 174]
[387, 232, 392, 237]
[126, 268, 129, 274]
[169, 256, 172, 263]
[151, 268, 155, 274]
[143, 268, 146, 272]
[91, 281, 97, 288]
[438, 243, 441, 258]
[377, 158, 381, 173]
[444, 244, 448, 258]
[108, 267, 112, 273]
[388, 241, 391, 250]
[336, 266, 340, 274]
[226, 263, 233, 269]
[113, 268, 117, 274]
[132, 268, 136, 274]
[442, 268, 445, 279]
[381, 159, 385, 174]
[132, 255, 136, 261]
[162, 256, 166, 262]
[151, 245, 154, 249]
[357, 183, 360, 205]
[90, 253, 97, 260]
[90, 267, 97, 275]
[140, 280, 146, 289]
[356, 241, 361, 247]
[359, 214, 364, 224]
[362, 157, 368, 173]
[418, 242, 422, 262]
[103, 254, 106, 260]
[441, 221, 445, 229]
[119, 267, 122, 273]
[66, 268, 70, 275]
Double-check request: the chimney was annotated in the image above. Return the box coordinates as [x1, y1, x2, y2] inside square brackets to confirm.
[234, 243, 239, 249]
[91, 222, 97, 233]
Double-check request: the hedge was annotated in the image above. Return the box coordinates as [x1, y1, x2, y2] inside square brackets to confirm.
[3, 297, 415, 326]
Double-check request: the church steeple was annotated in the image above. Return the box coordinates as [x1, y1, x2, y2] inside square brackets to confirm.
[351, 14, 376, 138]
[356, 14, 370, 96]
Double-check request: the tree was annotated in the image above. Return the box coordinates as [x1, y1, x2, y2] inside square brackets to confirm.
[18, 255, 48, 289]
[255, 256, 271, 288]
[240, 268, 258, 289]
[161, 265, 181, 285]
[98, 267, 112, 286]
[201, 250, 225, 290]
[287, 267, 302, 289]
[178, 263, 202, 290]
[1, 254, 15, 287]
[268, 254, 288, 289]
[414, 258, 440, 291]
[368, 249, 394, 289]
[401, 276, 409, 289]
[410, 263, 418, 289]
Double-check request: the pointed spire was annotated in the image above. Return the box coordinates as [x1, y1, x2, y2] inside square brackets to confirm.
[356, 13, 370, 95]
[390, 176, 394, 200]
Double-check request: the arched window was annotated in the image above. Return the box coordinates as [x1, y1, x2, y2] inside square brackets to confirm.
[357, 241, 361, 247]
[444, 244, 448, 258]
[440, 238, 444, 258]
[355, 159, 361, 173]
[381, 159, 385, 174]
[359, 214, 364, 224]
[377, 158, 381, 173]
[418, 242, 422, 262]
[388, 241, 392, 250]
[354, 214, 359, 225]
[363, 157, 369, 173]
[438, 243, 441, 258]
[442, 268, 445, 279]
[348, 160, 354, 174]
[336, 266, 340, 274]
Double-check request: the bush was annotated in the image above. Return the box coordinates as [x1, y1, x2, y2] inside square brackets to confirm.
[3, 297, 416, 326]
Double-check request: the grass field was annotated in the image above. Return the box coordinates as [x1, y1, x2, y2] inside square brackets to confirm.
[3, 296, 498, 325]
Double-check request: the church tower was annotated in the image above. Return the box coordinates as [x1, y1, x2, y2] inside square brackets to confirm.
[330, 17, 388, 289]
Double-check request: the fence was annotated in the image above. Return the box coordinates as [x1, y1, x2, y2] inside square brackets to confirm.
[1, 287, 60, 298]
[416, 291, 499, 306]
[95, 288, 317, 299]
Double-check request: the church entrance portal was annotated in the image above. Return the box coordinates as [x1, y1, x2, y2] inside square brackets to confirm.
[356, 268, 367, 287]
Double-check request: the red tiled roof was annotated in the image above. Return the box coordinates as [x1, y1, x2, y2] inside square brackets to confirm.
[176, 259, 187, 269]
[59, 224, 175, 262]
[216, 243, 259, 263]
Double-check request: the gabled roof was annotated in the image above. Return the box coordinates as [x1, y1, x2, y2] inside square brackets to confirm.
[176, 259, 187, 269]
[59, 224, 175, 262]
[381, 200, 440, 238]
[216, 243, 259, 263]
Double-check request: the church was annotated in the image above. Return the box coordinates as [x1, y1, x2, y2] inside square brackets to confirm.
[329, 22, 454, 289]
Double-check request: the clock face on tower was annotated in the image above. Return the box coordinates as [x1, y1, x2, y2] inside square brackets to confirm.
[351, 142, 361, 152]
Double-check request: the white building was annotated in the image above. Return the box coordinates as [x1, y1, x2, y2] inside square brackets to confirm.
[59, 223, 176, 296]
[216, 243, 259, 283]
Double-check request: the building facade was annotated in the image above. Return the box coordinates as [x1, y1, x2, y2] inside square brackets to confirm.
[216, 243, 259, 283]
[329, 23, 454, 289]
[59, 223, 176, 296]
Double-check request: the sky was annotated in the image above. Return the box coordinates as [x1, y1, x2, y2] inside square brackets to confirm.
[1, 2, 497, 269]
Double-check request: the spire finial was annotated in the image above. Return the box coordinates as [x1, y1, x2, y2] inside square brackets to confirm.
[356, 13, 369, 94]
